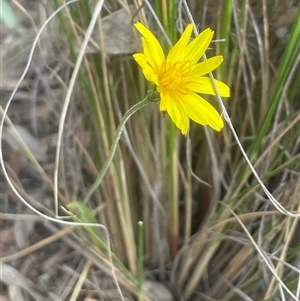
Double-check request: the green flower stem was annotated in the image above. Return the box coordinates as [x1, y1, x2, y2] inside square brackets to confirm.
[82, 96, 152, 204]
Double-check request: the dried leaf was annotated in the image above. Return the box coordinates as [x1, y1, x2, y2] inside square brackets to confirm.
[0, 264, 46, 301]
[274, 6, 298, 28]
[143, 280, 174, 301]
[79, 6, 141, 55]
[14, 217, 35, 249]
[8, 284, 25, 301]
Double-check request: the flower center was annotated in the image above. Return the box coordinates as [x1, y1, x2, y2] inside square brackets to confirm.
[158, 61, 191, 95]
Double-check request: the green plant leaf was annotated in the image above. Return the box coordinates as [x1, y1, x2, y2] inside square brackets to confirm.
[0, 0, 24, 34]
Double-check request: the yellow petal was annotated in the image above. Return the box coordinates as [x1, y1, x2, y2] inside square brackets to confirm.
[181, 92, 224, 131]
[167, 24, 193, 65]
[186, 77, 230, 97]
[134, 22, 165, 73]
[160, 91, 189, 134]
[189, 56, 224, 77]
[184, 28, 214, 65]
[133, 53, 159, 85]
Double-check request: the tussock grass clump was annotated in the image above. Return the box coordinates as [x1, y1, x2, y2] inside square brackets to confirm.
[0, 0, 299, 300]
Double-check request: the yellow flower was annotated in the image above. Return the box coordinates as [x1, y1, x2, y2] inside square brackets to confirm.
[133, 22, 230, 135]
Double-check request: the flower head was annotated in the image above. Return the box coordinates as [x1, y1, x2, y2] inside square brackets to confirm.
[133, 22, 230, 135]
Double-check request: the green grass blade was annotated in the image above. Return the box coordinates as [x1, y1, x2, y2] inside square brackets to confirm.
[250, 8, 300, 158]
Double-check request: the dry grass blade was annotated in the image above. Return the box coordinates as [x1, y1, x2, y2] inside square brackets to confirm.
[69, 260, 92, 301]
[0, 225, 75, 263]
[221, 202, 299, 301]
